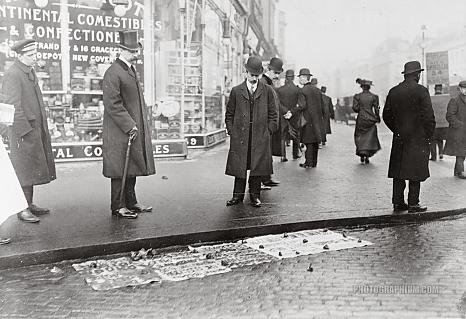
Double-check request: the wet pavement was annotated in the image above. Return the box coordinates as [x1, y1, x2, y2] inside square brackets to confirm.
[0, 215, 464, 318]
[0, 122, 465, 268]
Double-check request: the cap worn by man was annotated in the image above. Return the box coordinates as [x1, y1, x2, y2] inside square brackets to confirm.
[117, 30, 142, 52]
[245, 56, 264, 75]
[11, 39, 37, 54]
[402, 61, 424, 74]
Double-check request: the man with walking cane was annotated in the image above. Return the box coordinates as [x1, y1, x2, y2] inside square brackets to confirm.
[102, 30, 155, 219]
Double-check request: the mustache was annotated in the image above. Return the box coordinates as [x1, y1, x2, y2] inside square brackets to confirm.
[249, 79, 257, 84]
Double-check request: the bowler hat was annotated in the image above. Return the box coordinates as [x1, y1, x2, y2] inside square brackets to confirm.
[117, 30, 142, 52]
[269, 57, 283, 73]
[11, 39, 37, 54]
[285, 69, 295, 78]
[245, 56, 263, 75]
[458, 81, 466, 88]
[310, 78, 318, 85]
[402, 61, 424, 75]
[298, 68, 312, 76]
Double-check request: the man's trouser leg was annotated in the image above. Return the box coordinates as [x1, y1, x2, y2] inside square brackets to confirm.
[248, 175, 262, 198]
[430, 141, 437, 159]
[407, 181, 420, 206]
[437, 139, 444, 156]
[233, 177, 247, 199]
[292, 139, 300, 158]
[455, 156, 465, 175]
[392, 178, 406, 205]
[21, 186, 33, 206]
[111, 177, 137, 211]
[312, 142, 319, 166]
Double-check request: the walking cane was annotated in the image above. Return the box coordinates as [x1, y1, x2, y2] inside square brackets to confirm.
[119, 136, 132, 208]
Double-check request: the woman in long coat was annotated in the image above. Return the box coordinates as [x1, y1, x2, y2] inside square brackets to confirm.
[352, 78, 381, 164]
[444, 82, 466, 178]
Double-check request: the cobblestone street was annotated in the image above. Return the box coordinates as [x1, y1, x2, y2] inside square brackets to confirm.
[1, 215, 464, 319]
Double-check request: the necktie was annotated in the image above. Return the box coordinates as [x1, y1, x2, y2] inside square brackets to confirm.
[130, 65, 137, 79]
[29, 67, 36, 81]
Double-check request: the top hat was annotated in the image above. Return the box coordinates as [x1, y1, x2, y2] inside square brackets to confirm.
[245, 56, 263, 75]
[458, 81, 466, 88]
[117, 30, 142, 52]
[298, 68, 312, 76]
[269, 57, 283, 73]
[11, 39, 37, 54]
[402, 61, 424, 75]
[285, 69, 295, 78]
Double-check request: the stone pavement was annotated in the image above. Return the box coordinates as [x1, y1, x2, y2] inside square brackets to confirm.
[0, 123, 465, 268]
[0, 215, 464, 318]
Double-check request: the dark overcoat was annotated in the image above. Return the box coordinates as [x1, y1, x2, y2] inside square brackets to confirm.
[2, 60, 56, 186]
[260, 75, 284, 156]
[444, 94, 466, 156]
[225, 80, 278, 178]
[322, 93, 333, 134]
[102, 59, 155, 178]
[353, 91, 381, 156]
[277, 80, 300, 131]
[298, 82, 324, 144]
[383, 79, 436, 181]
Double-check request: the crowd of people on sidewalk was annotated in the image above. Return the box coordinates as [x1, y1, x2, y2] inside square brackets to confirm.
[1, 31, 466, 245]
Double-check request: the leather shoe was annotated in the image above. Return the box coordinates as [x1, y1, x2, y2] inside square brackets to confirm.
[263, 180, 279, 186]
[393, 203, 409, 212]
[17, 209, 40, 223]
[408, 204, 427, 213]
[299, 163, 311, 168]
[29, 204, 50, 215]
[128, 203, 152, 213]
[281, 157, 288, 162]
[364, 157, 370, 164]
[226, 197, 243, 206]
[455, 172, 466, 179]
[0, 237, 11, 245]
[260, 184, 271, 191]
[112, 207, 138, 219]
[250, 195, 261, 207]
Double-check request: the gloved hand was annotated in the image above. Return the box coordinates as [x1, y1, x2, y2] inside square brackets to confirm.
[128, 126, 138, 141]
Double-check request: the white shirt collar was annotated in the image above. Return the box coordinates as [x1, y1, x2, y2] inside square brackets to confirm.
[246, 80, 256, 93]
[118, 56, 132, 69]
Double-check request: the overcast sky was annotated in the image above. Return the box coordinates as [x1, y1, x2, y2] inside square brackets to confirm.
[278, 0, 466, 77]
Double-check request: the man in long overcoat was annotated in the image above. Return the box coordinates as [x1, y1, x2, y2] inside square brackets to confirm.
[310, 78, 327, 145]
[1, 39, 56, 223]
[320, 86, 334, 141]
[277, 69, 300, 159]
[444, 80, 466, 179]
[259, 57, 283, 187]
[102, 31, 155, 219]
[297, 68, 324, 168]
[383, 61, 436, 213]
[225, 56, 278, 207]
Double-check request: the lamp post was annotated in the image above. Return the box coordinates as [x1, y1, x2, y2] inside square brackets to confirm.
[200, 1, 206, 132]
[179, 0, 186, 137]
[420, 25, 427, 86]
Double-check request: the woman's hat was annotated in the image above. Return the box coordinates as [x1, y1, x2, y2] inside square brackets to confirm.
[356, 78, 373, 86]
[117, 30, 142, 52]
[401, 61, 424, 74]
[245, 56, 263, 75]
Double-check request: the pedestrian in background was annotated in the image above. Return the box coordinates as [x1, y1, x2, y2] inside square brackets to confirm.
[277, 69, 301, 160]
[383, 61, 435, 213]
[430, 84, 448, 161]
[353, 78, 381, 164]
[320, 86, 334, 145]
[444, 80, 466, 179]
[1, 39, 56, 223]
[259, 57, 283, 186]
[310, 78, 327, 146]
[297, 68, 323, 168]
[102, 30, 155, 219]
[225, 56, 278, 208]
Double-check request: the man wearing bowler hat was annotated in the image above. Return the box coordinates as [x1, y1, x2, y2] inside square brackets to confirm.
[1, 39, 56, 223]
[102, 30, 155, 219]
[277, 69, 301, 160]
[383, 61, 435, 213]
[225, 56, 278, 208]
[297, 68, 324, 168]
[260, 57, 283, 187]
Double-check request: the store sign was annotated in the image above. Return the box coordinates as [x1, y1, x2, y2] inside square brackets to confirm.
[205, 129, 227, 147]
[185, 129, 227, 148]
[50, 140, 186, 161]
[426, 51, 449, 87]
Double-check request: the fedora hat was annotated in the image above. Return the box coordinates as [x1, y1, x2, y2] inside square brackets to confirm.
[402, 61, 424, 75]
[285, 69, 295, 78]
[269, 57, 283, 73]
[458, 80, 466, 88]
[117, 30, 142, 52]
[245, 56, 263, 75]
[298, 68, 312, 76]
